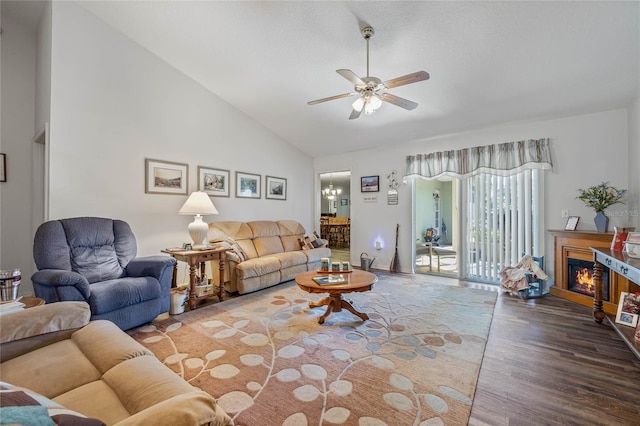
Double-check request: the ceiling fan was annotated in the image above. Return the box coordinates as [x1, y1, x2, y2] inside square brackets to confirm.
[308, 26, 429, 120]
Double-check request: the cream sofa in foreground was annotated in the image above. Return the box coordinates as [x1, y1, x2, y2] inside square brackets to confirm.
[0, 302, 232, 426]
[208, 220, 331, 295]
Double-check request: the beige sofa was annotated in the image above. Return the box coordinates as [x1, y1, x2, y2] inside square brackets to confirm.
[208, 220, 331, 295]
[0, 302, 232, 426]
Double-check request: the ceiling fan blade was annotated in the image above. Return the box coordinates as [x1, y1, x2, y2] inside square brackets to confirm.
[307, 92, 357, 105]
[383, 71, 430, 89]
[349, 107, 363, 120]
[337, 69, 365, 86]
[380, 93, 419, 110]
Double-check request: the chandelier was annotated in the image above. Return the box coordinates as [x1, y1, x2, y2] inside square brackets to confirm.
[322, 176, 342, 200]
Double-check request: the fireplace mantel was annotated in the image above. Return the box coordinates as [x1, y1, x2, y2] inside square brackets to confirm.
[548, 229, 622, 314]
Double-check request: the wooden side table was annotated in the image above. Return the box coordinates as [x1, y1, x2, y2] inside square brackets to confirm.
[161, 247, 229, 310]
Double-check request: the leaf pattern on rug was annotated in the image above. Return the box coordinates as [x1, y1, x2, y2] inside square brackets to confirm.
[129, 274, 496, 426]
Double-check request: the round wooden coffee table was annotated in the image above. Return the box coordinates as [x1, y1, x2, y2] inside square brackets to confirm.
[295, 269, 377, 324]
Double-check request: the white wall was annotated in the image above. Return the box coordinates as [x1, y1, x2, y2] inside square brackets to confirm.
[39, 2, 313, 287]
[0, 9, 37, 295]
[315, 108, 631, 284]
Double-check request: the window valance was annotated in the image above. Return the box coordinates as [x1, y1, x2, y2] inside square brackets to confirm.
[404, 138, 552, 180]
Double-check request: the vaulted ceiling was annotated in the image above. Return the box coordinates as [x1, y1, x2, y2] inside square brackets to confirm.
[5, 1, 639, 157]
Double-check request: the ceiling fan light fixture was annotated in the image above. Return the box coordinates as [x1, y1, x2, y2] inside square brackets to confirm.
[352, 97, 365, 111]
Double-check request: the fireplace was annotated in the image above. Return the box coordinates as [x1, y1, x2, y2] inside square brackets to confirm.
[549, 229, 621, 314]
[567, 257, 609, 301]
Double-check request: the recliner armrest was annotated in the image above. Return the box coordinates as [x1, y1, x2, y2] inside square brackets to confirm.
[126, 256, 175, 281]
[31, 270, 91, 300]
[0, 302, 91, 362]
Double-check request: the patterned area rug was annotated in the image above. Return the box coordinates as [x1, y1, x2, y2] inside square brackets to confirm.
[128, 273, 496, 425]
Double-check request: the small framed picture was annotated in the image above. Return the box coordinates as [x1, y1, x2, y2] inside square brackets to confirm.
[145, 159, 188, 195]
[0, 153, 6, 182]
[361, 175, 379, 192]
[564, 216, 580, 231]
[340, 198, 348, 206]
[265, 176, 287, 200]
[236, 171, 261, 198]
[615, 292, 639, 327]
[198, 166, 230, 197]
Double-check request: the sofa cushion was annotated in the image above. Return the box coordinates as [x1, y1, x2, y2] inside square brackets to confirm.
[248, 221, 281, 238]
[54, 380, 130, 425]
[236, 257, 281, 280]
[1, 339, 102, 399]
[277, 220, 305, 252]
[0, 381, 105, 425]
[208, 221, 253, 241]
[236, 239, 258, 259]
[270, 251, 308, 269]
[253, 236, 285, 257]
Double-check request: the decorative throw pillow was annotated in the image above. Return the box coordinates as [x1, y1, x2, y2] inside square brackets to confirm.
[0, 381, 105, 425]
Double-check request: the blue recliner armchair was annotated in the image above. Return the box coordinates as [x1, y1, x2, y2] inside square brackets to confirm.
[31, 217, 176, 330]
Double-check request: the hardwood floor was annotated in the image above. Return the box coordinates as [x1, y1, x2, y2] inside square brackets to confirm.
[469, 289, 640, 426]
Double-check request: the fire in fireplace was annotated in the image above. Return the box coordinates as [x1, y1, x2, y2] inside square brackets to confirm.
[567, 258, 609, 301]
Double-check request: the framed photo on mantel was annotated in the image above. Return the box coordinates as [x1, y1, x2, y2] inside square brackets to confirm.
[564, 216, 580, 231]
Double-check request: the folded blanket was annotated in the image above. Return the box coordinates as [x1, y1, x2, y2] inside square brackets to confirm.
[499, 255, 548, 292]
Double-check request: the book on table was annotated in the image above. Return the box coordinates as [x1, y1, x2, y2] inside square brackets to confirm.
[312, 274, 348, 285]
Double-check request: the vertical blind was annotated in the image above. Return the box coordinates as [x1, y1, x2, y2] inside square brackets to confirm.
[466, 169, 544, 283]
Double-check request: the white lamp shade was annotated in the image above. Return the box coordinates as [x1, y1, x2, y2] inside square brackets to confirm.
[178, 191, 218, 215]
[179, 192, 218, 248]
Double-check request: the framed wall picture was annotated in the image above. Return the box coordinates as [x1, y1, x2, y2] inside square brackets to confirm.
[361, 175, 379, 192]
[564, 216, 580, 231]
[265, 175, 287, 200]
[145, 159, 188, 195]
[236, 171, 261, 198]
[340, 198, 348, 206]
[615, 292, 639, 327]
[0, 153, 6, 182]
[198, 166, 230, 197]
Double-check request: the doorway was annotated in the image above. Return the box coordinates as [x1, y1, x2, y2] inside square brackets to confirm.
[319, 171, 351, 262]
[414, 178, 459, 276]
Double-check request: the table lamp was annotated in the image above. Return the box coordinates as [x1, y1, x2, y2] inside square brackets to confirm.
[178, 191, 219, 248]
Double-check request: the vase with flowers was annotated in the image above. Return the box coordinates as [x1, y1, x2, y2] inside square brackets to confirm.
[576, 182, 626, 233]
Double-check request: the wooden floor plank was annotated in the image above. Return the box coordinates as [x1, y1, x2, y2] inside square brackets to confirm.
[469, 290, 640, 425]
